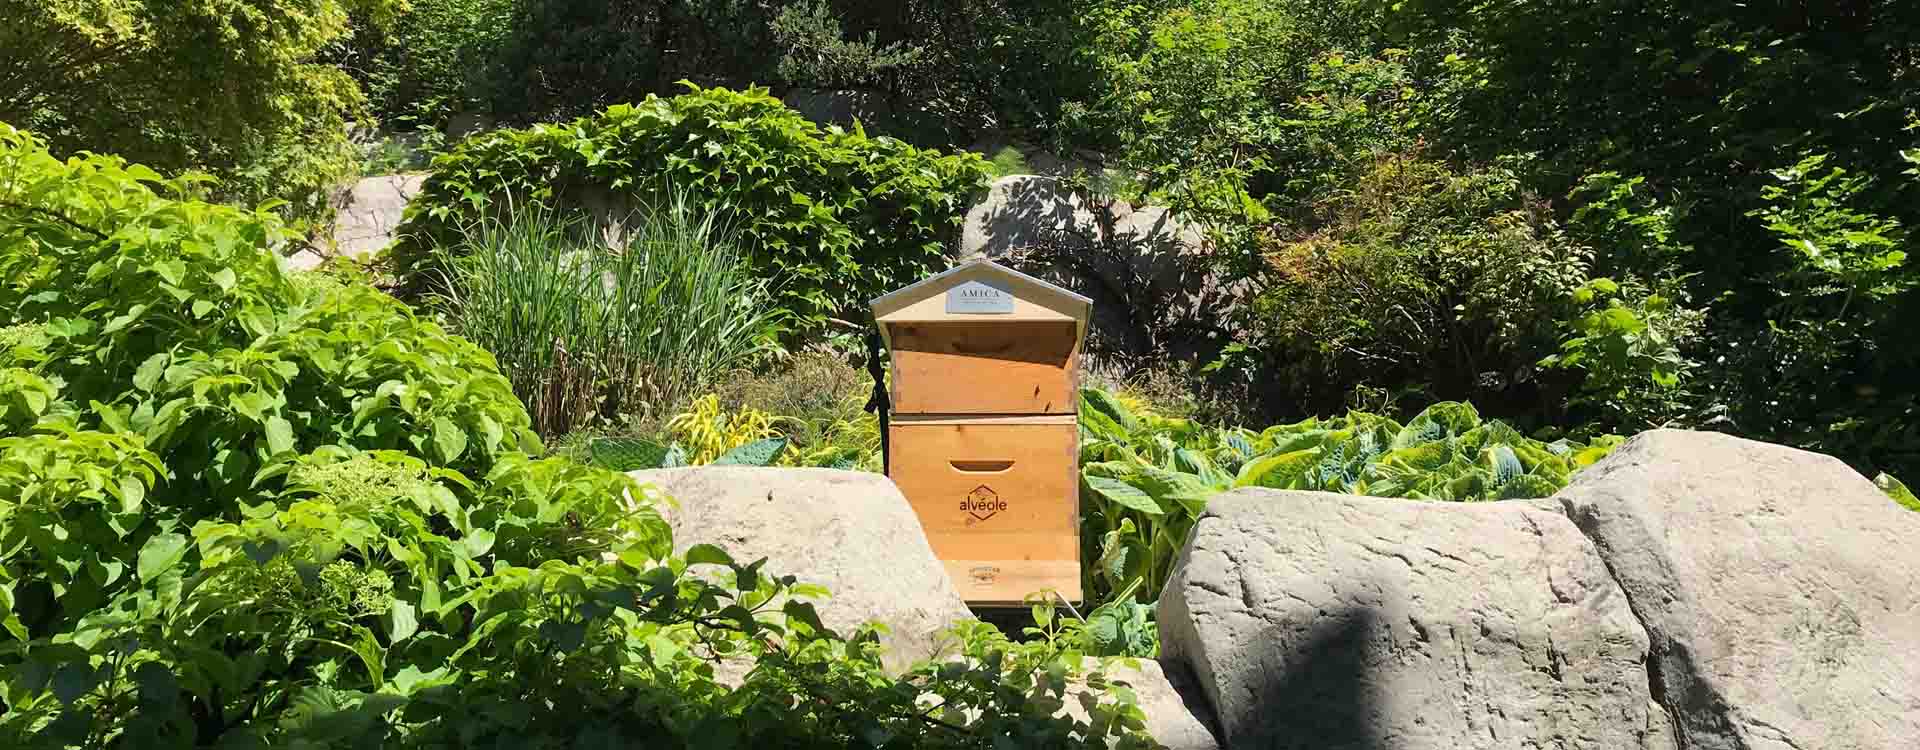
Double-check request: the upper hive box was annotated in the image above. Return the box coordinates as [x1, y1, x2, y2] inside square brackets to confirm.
[871, 259, 1090, 416]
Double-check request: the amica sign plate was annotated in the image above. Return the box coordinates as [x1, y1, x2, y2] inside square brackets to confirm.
[945, 279, 1015, 314]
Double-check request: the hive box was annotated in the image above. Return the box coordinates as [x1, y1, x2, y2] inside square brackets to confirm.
[871, 260, 1091, 606]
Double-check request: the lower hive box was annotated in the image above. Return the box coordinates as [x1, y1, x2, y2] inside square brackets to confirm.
[887, 415, 1081, 605]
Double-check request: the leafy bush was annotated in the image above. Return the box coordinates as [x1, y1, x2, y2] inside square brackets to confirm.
[1242, 154, 1600, 419]
[588, 384, 881, 473]
[0, 0, 400, 217]
[1077, 386, 1619, 606]
[1539, 277, 1706, 430]
[433, 197, 783, 437]
[331, 0, 515, 125]
[0, 124, 1160, 749]
[773, 0, 925, 90]
[395, 85, 992, 326]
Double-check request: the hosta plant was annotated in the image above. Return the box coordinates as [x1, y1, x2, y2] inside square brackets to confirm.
[1078, 386, 1622, 607]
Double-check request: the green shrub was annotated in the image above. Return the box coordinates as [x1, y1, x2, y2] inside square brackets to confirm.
[772, 0, 924, 90]
[1242, 154, 1600, 419]
[0, 0, 399, 218]
[433, 196, 784, 437]
[1077, 386, 1620, 608]
[332, 0, 516, 125]
[0, 124, 1158, 749]
[394, 85, 993, 327]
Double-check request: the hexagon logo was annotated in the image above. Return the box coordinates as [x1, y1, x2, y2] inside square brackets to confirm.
[963, 484, 1005, 522]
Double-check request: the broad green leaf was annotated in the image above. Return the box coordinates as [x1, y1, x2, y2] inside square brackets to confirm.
[432, 416, 467, 463]
[117, 476, 146, 513]
[384, 600, 419, 643]
[134, 353, 168, 392]
[264, 415, 295, 455]
[590, 437, 671, 471]
[1085, 475, 1163, 515]
[1234, 448, 1322, 489]
[712, 437, 786, 466]
[137, 532, 189, 583]
[52, 663, 100, 705]
[1878, 473, 1920, 512]
[1392, 402, 1481, 449]
[684, 544, 734, 567]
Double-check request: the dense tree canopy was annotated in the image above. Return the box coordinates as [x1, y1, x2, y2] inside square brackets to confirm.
[0, 0, 404, 215]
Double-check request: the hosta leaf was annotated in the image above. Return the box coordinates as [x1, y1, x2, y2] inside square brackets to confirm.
[1086, 475, 1163, 515]
[713, 437, 787, 466]
[1485, 445, 1526, 484]
[1134, 467, 1221, 515]
[592, 437, 671, 471]
[1377, 441, 1454, 472]
[1392, 402, 1481, 449]
[1234, 448, 1322, 489]
[1497, 474, 1562, 500]
[1080, 388, 1139, 437]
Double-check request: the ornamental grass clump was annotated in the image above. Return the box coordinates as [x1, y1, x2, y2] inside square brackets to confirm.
[433, 192, 784, 436]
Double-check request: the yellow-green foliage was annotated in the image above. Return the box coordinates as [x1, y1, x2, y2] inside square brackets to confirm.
[1078, 386, 1622, 606]
[1879, 473, 1920, 512]
[667, 394, 783, 464]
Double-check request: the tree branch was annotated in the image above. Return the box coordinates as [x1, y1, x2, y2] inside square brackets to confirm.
[0, 199, 111, 240]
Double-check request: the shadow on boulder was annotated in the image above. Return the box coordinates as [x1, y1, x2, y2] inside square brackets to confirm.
[1236, 606, 1387, 749]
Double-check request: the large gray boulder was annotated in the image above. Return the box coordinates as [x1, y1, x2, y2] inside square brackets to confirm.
[629, 467, 972, 673]
[960, 175, 1107, 264]
[1553, 430, 1920, 750]
[1159, 489, 1673, 750]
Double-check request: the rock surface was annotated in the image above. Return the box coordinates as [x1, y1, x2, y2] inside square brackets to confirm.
[629, 467, 972, 673]
[1159, 488, 1673, 750]
[294, 174, 425, 270]
[1058, 659, 1221, 750]
[1553, 429, 1920, 750]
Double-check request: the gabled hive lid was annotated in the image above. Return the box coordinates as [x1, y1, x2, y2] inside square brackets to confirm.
[870, 259, 1092, 341]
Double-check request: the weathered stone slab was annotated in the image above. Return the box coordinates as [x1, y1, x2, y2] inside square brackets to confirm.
[1554, 429, 1920, 750]
[1159, 489, 1673, 749]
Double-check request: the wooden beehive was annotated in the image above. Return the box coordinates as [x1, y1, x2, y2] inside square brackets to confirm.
[871, 260, 1091, 606]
